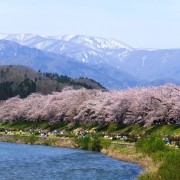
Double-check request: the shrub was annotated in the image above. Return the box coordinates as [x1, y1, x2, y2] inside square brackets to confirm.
[28, 134, 38, 144]
[107, 123, 117, 133]
[88, 134, 102, 151]
[100, 138, 111, 149]
[42, 139, 52, 146]
[49, 135, 58, 146]
[74, 135, 91, 150]
[157, 150, 180, 180]
[135, 136, 167, 154]
[74, 134, 111, 151]
[13, 132, 20, 141]
[137, 135, 180, 180]
[139, 172, 160, 180]
[141, 150, 180, 180]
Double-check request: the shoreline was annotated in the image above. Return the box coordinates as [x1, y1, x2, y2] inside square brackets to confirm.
[0, 134, 152, 177]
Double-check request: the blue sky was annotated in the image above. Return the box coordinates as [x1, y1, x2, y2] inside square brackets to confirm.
[0, 0, 180, 48]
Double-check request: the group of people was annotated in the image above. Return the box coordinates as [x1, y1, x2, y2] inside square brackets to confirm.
[4, 128, 63, 137]
[76, 130, 89, 137]
[163, 134, 170, 144]
[38, 129, 63, 137]
[4, 130, 12, 135]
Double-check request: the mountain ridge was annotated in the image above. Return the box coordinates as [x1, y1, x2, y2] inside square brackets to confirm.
[1, 34, 180, 88]
[0, 39, 139, 89]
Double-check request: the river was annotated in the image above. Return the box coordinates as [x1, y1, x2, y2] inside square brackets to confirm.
[0, 142, 142, 180]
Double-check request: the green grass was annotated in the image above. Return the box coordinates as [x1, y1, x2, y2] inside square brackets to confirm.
[0, 121, 49, 131]
[0, 121, 70, 132]
[136, 135, 180, 180]
[104, 124, 180, 137]
[0, 122, 179, 137]
[145, 124, 180, 136]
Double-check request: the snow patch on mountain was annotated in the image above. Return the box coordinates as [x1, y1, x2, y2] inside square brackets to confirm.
[1, 34, 180, 88]
[0, 34, 133, 65]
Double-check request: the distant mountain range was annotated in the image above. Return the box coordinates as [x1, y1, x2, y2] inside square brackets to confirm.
[0, 34, 180, 88]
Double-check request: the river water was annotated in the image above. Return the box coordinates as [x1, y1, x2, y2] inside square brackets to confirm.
[0, 142, 142, 180]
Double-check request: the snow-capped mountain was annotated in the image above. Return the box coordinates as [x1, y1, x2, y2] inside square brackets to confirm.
[1, 34, 180, 88]
[0, 40, 139, 89]
[0, 34, 132, 65]
[0, 34, 132, 50]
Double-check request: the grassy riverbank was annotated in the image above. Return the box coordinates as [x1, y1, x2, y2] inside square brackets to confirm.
[0, 134, 76, 148]
[0, 121, 179, 136]
[0, 122, 179, 180]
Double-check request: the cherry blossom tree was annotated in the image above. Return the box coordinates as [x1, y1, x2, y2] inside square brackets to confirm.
[0, 84, 180, 126]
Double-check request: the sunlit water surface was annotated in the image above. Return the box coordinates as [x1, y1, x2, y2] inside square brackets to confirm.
[0, 142, 142, 180]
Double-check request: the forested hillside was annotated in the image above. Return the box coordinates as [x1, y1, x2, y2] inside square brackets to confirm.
[0, 65, 105, 100]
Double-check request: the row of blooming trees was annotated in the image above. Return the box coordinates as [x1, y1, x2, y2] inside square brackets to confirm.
[0, 84, 180, 126]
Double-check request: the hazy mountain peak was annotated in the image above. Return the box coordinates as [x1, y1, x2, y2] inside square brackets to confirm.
[0, 33, 35, 41]
[52, 34, 132, 50]
[0, 34, 133, 65]
[52, 34, 75, 41]
[0, 33, 132, 50]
